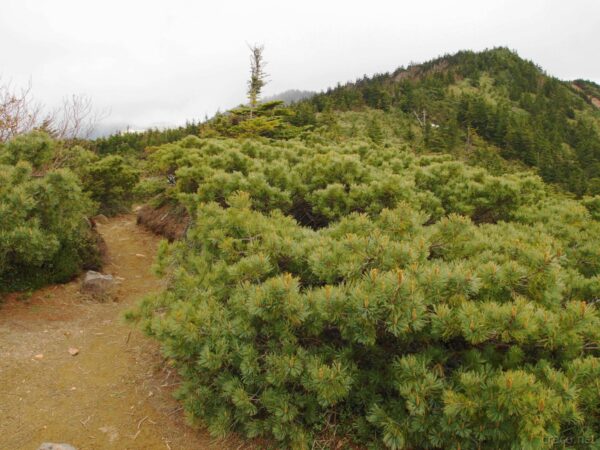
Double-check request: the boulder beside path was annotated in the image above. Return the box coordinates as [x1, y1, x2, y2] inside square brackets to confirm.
[80, 270, 116, 299]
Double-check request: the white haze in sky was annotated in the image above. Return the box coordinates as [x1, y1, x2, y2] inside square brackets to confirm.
[2, 0, 599, 134]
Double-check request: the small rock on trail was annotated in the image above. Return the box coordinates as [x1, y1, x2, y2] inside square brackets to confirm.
[38, 444, 77, 450]
[81, 270, 116, 299]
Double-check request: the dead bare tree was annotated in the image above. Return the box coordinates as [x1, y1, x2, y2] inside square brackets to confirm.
[0, 78, 45, 143]
[412, 109, 427, 129]
[48, 94, 109, 140]
[0, 78, 108, 143]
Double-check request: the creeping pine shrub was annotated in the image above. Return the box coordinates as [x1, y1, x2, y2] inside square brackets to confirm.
[142, 137, 545, 227]
[0, 131, 102, 291]
[0, 130, 55, 169]
[0, 162, 99, 291]
[131, 183, 600, 448]
[81, 155, 140, 215]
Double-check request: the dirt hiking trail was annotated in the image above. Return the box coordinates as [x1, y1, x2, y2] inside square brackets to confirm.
[0, 216, 244, 450]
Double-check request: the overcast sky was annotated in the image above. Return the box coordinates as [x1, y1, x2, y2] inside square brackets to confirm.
[2, 0, 599, 133]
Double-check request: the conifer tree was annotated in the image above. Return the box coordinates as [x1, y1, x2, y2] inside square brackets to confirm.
[247, 44, 267, 117]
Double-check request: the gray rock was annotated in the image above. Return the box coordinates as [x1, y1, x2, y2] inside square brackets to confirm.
[81, 270, 115, 299]
[38, 444, 77, 450]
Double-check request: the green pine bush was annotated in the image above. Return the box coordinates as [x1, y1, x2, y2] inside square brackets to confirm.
[130, 136, 600, 448]
[0, 161, 99, 291]
[0, 130, 55, 169]
[81, 154, 140, 216]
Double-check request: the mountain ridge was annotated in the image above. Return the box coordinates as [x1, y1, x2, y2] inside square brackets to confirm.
[90, 47, 600, 196]
[292, 47, 600, 195]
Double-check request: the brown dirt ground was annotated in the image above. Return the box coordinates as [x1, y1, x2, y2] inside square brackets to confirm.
[0, 215, 248, 450]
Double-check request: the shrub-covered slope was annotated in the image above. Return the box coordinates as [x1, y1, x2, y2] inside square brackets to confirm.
[95, 48, 600, 196]
[131, 135, 600, 448]
[294, 48, 600, 196]
[139, 137, 546, 227]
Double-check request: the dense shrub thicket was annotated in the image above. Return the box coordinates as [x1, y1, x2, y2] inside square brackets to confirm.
[0, 132, 141, 291]
[81, 154, 140, 216]
[0, 131, 123, 292]
[140, 137, 545, 227]
[0, 130, 57, 169]
[131, 136, 600, 448]
[0, 160, 99, 291]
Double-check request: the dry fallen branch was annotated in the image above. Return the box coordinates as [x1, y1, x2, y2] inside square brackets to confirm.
[125, 331, 132, 345]
[137, 415, 149, 430]
[80, 414, 93, 429]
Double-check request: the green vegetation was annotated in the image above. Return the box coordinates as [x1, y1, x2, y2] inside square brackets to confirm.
[124, 47, 600, 448]
[93, 49, 600, 196]
[295, 48, 600, 196]
[0, 131, 142, 291]
[4, 46, 600, 447]
[81, 155, 140, 216]
[0, 130, 56, 169]
[0, 133, 101, 291]
[89, 122, 201, 156]
[130, 134, 600, 448]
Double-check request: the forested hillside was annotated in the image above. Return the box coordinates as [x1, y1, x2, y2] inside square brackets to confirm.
[93, 48, 600, 196]
[123, 49, 600, 450]
[293, 48, 600, 195]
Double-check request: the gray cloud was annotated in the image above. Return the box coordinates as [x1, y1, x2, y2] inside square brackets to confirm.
[2, 0, 599, 134]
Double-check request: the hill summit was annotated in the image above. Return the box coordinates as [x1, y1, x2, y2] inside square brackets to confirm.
[294, 47, 600, 195]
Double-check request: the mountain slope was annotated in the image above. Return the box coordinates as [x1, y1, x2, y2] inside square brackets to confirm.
[295, 47, 600, 195]
[120, 48, 600, 449]
[130, 134, 600, 449]
[91, 48, 600, 198]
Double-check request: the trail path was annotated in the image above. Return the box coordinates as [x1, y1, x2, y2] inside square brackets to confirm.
[0, 216, 239, 450]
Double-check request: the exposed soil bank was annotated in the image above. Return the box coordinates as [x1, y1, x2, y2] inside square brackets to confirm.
[136, 204, 189, 241]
